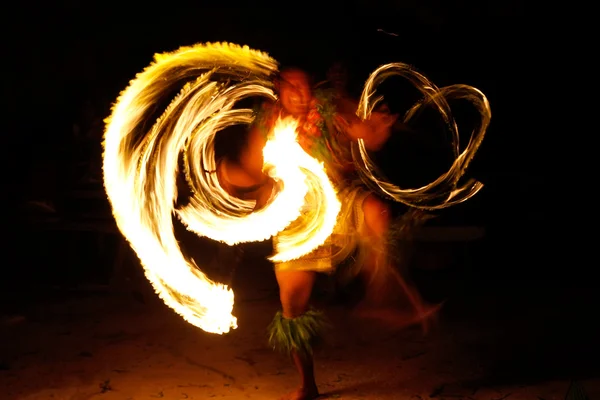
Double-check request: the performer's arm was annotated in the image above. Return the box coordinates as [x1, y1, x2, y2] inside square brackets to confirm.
[217, 156, 275, 211]
[239, 124, 270, 184]
[216, 124, 275, 210]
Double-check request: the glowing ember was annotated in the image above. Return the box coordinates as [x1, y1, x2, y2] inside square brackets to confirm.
[354, 63, 491, 210]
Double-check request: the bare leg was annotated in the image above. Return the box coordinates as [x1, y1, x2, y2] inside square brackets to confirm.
[275, 269, 320, 400]
[357, 195, 438, 331]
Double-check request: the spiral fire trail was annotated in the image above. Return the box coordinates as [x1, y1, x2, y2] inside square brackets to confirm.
[103, 43, 490, 335]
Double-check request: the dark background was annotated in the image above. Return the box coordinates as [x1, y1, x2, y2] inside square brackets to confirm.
[2, 0, 567, 290]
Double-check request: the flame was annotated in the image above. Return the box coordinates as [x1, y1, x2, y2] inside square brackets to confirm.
[103, 43, 490, 335]
[103, 43, 339, 335]
[263, 117, 341, 263]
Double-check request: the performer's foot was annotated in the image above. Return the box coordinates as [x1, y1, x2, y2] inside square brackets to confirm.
[352, 301, 443, 331]
[279, 385, 319, 400]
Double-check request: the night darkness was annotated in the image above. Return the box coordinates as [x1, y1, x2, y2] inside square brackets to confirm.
[2, 2, 594, 400]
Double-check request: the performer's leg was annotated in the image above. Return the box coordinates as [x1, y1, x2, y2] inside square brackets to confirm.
[270, 269, 321, 400]
[359, 194, 436, 328]
[359, 193, 392, 302]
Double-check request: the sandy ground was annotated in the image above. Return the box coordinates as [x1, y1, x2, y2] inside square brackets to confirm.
[1, 248, 599, 400]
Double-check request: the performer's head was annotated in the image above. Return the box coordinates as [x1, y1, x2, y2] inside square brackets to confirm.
[277, 68, 312, 118]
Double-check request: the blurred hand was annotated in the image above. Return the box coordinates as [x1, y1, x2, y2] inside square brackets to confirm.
[369, 110, 398, 131]
[334, 111, 397, 139]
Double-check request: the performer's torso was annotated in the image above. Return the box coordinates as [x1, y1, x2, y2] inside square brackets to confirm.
[254, 92, 356, 184]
